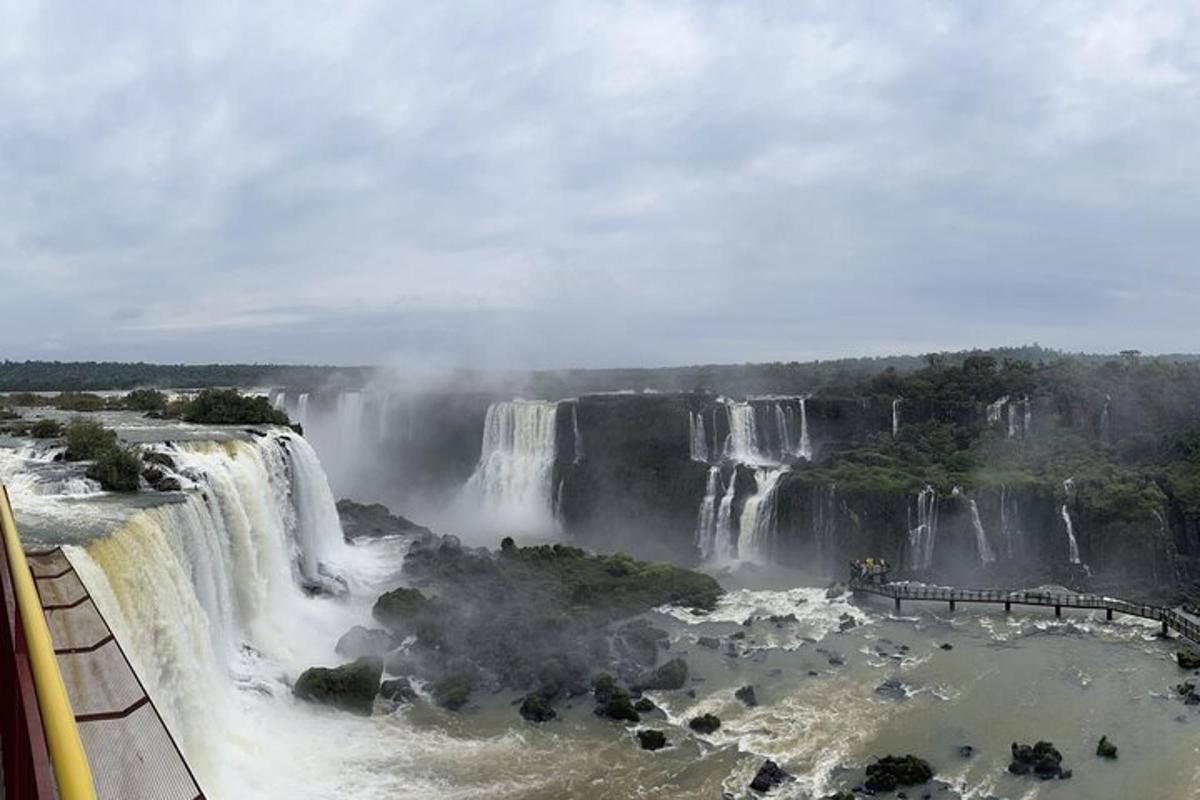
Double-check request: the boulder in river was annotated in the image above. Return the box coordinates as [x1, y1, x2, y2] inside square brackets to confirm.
[735, 685, 758, 707]
[293, 656, 382, 716]
[688, 713, 721, 735]
[1177, 649, 1200, 670]
[379, 677, 417, 703]
[864, 754, 934, 791]
[636, 657, 689, 691]
[1009, 741, 1069, 780]
[1096, 736, 1118, 759]
[749, 759, 793, 793]
[636, 729, 668, 751]
[519, 693, 557, 723]
[633, 697, 657, 713]
[335, 626, 398, 659]
[593, 674, 640, 723]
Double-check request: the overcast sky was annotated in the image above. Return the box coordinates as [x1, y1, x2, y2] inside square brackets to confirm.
[1, 1, 1198, 368]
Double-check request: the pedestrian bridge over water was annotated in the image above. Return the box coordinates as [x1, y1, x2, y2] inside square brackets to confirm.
[851, 578, 1200, 646]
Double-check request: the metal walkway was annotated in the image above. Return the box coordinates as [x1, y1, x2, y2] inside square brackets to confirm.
[851, 579, 1200, 645]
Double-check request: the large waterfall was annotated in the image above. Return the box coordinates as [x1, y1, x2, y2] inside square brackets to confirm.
[1062, 477, 1082, 564]
[65, 430, 368, 798]
[968, 499, 996, 565]
[721, 397, 811, 466]
[737, 468, 788, 563]
[694, 466, 722, 560]
[460, 400, 562, 534]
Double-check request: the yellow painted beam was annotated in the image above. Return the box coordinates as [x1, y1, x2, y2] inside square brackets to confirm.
[1, 485, 98, 800]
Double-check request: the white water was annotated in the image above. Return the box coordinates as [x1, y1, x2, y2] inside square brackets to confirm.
[891, 398, 901, 437]
[813, 482, 837, 566]
[460, 400, 561, 534]
[297, 393, 310, 431]
[65, 430, 380, 798]
[1022, 396, 1032, 437]
[689, 410, 710, 463]
[722, 398, 811, 466]
[712, 469, 739, 562]
[571, 403, 584, 464]
[998, 484, 1020, 559]
[724, 402, 763, 464]
[986, 396, 1008, 427]
[1062, 477, 1081, 564]
[737, 467, 788, 563]
[907, 486, 938, 570]
[968, 499, 995, 565]
[694, 466, 722, 560]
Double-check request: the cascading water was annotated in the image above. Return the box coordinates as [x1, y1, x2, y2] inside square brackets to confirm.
[1023, 396, 1033, 437]
[689, 410, 709, 463]
[1062, 477, 1081, 564]
[968, 499, 995, 565]
[986, 396, 1009, 427]
[737, 468, 788, 563]
[460, 400, 561, 533]
[722, 398, 811, 465]
[724, 402, 763, 464]
[796, 398, 812, 461]
[891, 398, 901, 437]
[694, 466, 722, 560]
[1006, 402, 1016, 439]
[907, 486, 938, 570]
[571, 403, 584, 464]
[712, 471, 740, 562]
[297, 393, 310, 430]
[65, 430, 360, 798]
[999, 484, 1021, 559]
[813, 482, 838, 565]
[272, 391, 287, 411]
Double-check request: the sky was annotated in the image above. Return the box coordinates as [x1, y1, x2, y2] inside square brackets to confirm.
[1, 1, 1198, 369]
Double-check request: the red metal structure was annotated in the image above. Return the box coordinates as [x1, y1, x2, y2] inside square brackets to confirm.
[0, 509, 56, 799]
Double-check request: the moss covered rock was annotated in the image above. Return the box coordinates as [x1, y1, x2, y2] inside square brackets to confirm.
[293, 657, 382, 716]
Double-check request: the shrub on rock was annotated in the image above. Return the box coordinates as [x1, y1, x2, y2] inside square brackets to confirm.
[1009, 741, 1069, 780]
[689, 713, 721, 734]
[637, 729, 668, 751]
[1177, 650, 1200, 670]
[735, 685, 758, 707]
[519, 693, 557, 722]
[293, 657, 383, 716]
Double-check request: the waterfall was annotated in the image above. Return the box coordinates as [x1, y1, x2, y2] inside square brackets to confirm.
[689, 410, 709, 463]
[461, 400, 561, 533]
[814, 482, 837, 564]
[1006, 402, 1016, 439]
[1062, 477, 1081, 564]
[724, 397, 811, 465]
[712, 471, 739, 561]
[907, 486, 938, 570]
[968, 499, 996, 565]
[999, 484, 1020, 559]
[797, 398, 812, 461]
[571, 403, 584, 464]
[987, 396, 1009, 427]
[724, 402, 763, 464]
[272, 391, 287, 411]
[66, 430, 354, 797]
[297, 393, 310, 430]
[891, 398, 901, 437]
[1022, 396, 1032, 437]
[694, 466, 722, 560]
[737, 467, 788, 563]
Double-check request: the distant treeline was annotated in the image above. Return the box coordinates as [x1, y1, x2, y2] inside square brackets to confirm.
[3, 346, 1199, 394]
[0, 361, 369, 391]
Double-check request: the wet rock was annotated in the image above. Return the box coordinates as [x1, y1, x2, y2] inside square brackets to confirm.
[735, 685, 758, 707]
[824, 793, 855, 800]
[335, 626, 398, 660]
[141, 466, 165, 485]
[1009, 741, 1069, 780]
[633, 697, 657, 713]
[730, 631, 747, 641]
[1178, 650, 1200, 670]
[156, 476, 183, 492]
[827, 653, 845, 666]
[1178, 681, 1200, 705]
[143, 451, 177, 471]
[688, 713, 721, 735]
[698, 636, 721, 649]
[825, 584, 845, 599]
[379, 677, 417, 703]
[336, 499, 432, 542]
[874, 678, 908, 701]
[838, 612, 858, 632]
[431, 673, 475, 711]
[519, 693, 557, 723]
[749, 759, 794, 793]
[615, 619, 669, 669]
[593, 674, 640, 723]
[1095, 736, 1117, 759]
[939, 643, 953, 651]
[636, 657, 689, 691]
[958, 745, 975, 759]
[293, 656, 383, 716]
[767, 613, 798, 625]
[372, 587, 432, 633]
[864, 754, 934, 792]
[637, 729, 668, 751]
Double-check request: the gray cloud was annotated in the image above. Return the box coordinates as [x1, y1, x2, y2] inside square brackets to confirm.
[2, 1, 1198, 368]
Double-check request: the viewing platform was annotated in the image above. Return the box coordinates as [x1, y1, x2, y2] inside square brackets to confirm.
[851, 577, 1200, 645]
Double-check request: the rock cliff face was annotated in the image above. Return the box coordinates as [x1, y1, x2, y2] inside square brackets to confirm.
[301, 379, 1200, 597]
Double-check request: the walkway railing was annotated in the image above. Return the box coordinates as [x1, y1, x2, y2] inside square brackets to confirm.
[1, 484, 98, 800]
[851, 578, 1200, 645]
